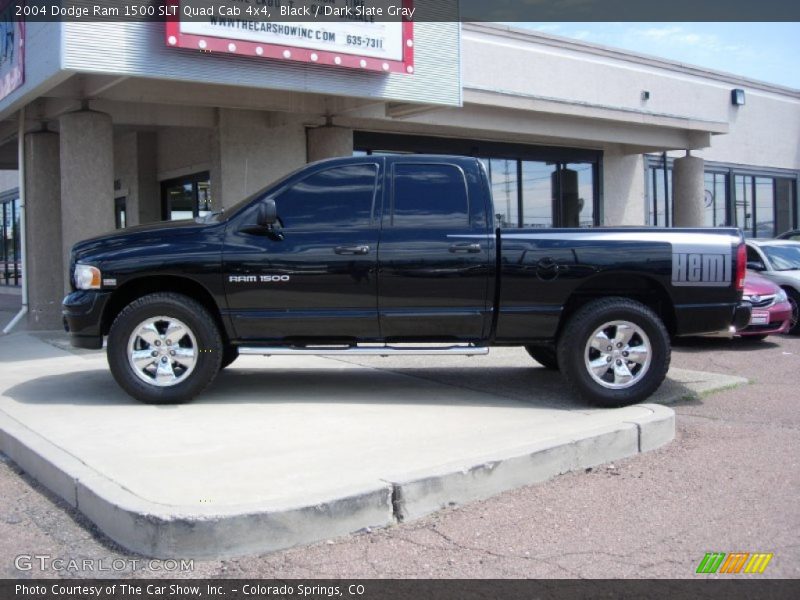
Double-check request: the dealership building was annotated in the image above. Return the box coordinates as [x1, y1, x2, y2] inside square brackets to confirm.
[0, 18, 799, 329]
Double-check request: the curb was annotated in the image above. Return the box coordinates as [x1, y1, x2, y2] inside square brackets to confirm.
[0, 402, 674, 559]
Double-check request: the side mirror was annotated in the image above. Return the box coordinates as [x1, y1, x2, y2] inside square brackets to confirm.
[239, 199, 282, 239]
[746, 261, 765, 272]
[258, 199, 278, 227]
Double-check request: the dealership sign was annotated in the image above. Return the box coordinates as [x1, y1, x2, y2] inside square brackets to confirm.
[0, 0, 24, 101]
[165, 0, 414, 74]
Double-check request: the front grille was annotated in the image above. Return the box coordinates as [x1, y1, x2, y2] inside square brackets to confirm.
[747, 294, 775, 309]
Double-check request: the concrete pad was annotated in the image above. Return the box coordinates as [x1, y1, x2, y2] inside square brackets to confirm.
[0, 333, 743, 558]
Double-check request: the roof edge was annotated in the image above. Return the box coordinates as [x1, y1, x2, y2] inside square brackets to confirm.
[464, 22, 800, 99]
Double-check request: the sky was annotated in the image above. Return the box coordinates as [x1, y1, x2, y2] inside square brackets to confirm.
[512, 23, 800, 90]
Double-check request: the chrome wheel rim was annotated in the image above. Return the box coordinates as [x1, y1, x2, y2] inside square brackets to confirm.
[584, 320, 652, 390]
[127, 316, 198, 387]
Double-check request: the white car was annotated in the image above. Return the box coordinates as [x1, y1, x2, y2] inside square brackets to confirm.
[745, 239, 800, 335]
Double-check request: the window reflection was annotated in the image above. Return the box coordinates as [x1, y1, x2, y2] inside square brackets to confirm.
[755, 177, 775, 239]
[483, 158, 519, 228]
[276, 164, 378, 230]
[648, 167, 672, 228]
[393, 164, 469, 227]
[648, 158, 797, 237]
[161, 172, 212, 221]
[521, 161, 555, 229]
[355, 145, 599, 229]
[703, 172, 727, 228]
[0, 197, 20, 286]
[564, 163, 595, 228]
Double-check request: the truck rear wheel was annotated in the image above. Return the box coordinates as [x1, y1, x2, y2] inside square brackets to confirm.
[107, 292, 223, 404]
[557, 297, 670, 407]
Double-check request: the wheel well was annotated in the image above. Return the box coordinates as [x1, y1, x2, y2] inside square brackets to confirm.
[101, 276, 227, 341]
[782, 285, 800, 298]
[559, 274, 677, 338]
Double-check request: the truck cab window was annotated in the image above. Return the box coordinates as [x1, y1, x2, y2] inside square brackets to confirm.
[275, 164, 378, 230]
[392, 164, 469, 227]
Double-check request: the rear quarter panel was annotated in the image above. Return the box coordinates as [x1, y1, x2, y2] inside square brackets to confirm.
[494, 228, 743, 342]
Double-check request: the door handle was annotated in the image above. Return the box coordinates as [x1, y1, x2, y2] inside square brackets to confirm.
[335, 245, 371, 255]
[449, 242, 482, 254]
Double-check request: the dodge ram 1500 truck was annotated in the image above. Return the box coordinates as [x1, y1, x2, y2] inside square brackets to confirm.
[63, 155, 751, 407]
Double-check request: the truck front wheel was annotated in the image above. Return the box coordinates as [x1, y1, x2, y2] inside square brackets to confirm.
[557, 297, 670, 407]
[107, 292, 223, 404]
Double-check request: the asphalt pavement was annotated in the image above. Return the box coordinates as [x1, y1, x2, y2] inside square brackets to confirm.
[0, 333, 798, 579]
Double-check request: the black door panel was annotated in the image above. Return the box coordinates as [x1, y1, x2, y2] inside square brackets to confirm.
[223, 163, 382, 342]
[378, 159, 493, 341]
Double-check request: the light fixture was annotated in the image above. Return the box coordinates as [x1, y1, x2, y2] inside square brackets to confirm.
[731, 88, 746, 106]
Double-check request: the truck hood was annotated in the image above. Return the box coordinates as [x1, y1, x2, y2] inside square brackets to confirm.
[72, 219, 215, 262]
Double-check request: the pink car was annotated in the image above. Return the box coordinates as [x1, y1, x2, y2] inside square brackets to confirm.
[738, 272, 793, 339]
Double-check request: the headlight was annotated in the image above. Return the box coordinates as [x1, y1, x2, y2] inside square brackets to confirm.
[74, 264, 102, 290]
[775, 288, 788, 303]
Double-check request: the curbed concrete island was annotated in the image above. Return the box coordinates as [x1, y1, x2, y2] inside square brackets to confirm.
[0, 333, 745, 558]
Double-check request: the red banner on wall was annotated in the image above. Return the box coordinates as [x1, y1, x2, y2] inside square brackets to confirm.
[0, 0, 24, 101]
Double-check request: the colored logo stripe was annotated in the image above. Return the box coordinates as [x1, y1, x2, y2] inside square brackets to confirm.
[719, 553, 749, 574]
[744, 553, 774, 574]
[696, 552, 773, 574]
[697, 553, 726, 574]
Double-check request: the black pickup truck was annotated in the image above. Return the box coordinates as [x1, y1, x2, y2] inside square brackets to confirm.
[63, 155, 751, 407]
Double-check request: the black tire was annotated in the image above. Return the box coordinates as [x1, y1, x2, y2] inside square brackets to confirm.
[220, 345, 239, 370]
[557, 297, 670, 408]
[107, 292, 223, 404]
[524, 345, 559, 370]
[786, 288, 800, 335]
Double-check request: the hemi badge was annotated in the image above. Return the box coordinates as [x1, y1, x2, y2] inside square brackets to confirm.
[103, 278, 117, 287]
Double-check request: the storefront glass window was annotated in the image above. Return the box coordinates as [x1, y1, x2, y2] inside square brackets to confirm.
[734, 175, 754, 237]
[646, 156, 797, 236]
[703, 172, 727, 228]
[775, 178, 795, 235]
[521, 161, 555, 229]
[0, 196, 20, 286]
[647, 166, 672, 227]
[566, 163, 596, 228]
[166, 183, 195, 221]
[354, 133, 601, 229]
[755, 177, 775, 238]
[198, 181, 212, 216]
[483, 158, 519, 228]
[114, 197, 126, 229]
[161, 172, 212, 221]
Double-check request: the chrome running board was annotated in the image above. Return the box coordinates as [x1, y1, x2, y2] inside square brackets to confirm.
[238, 344, 489, 357]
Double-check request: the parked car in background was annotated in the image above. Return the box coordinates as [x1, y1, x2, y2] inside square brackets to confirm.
[745, 240, 800, 334]
[737, 272, 792, 340]
[777, 229, 800, 242]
